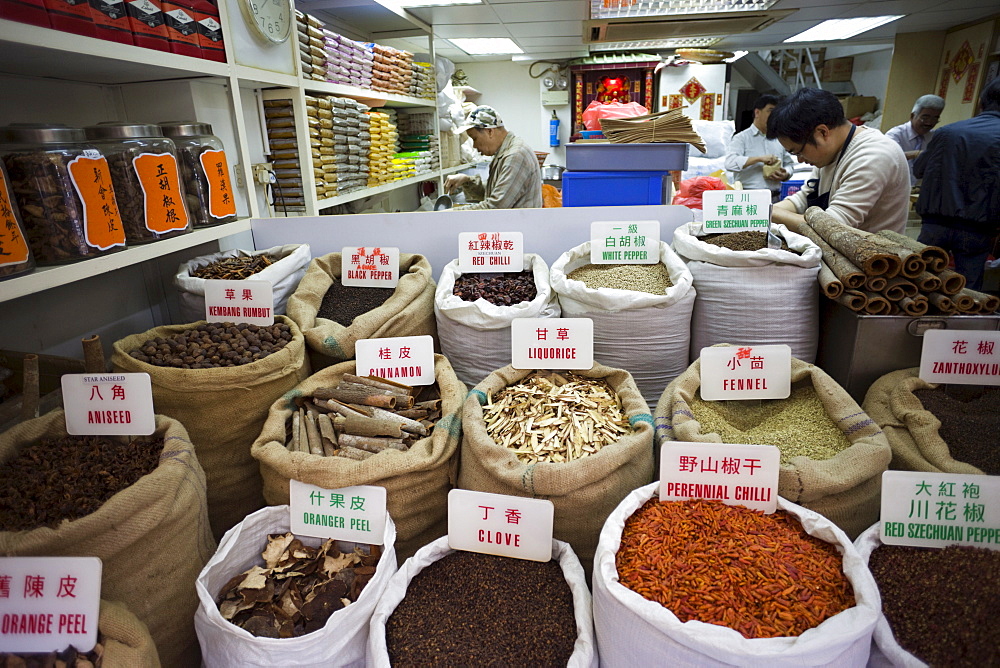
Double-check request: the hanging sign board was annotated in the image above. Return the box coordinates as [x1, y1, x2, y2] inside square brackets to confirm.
[660, 443, 780, 513]
[448, 489, 554, 562]
[289, 480, 388, 545]
[511, 317, 593, 370]
[458, 231, 524, 272]
[918, 330, 1000, 385]
[340, 246, 399, 288]
[702, 189, 772, 233]
[589, 220, 659, 264]
[700, 344, 791, 400]
[355, 335, 435, 385]
[203, 279, 274, 326]
[61, 373, 155, 435]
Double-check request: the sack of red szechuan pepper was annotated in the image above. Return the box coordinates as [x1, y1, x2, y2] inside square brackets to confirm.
[593, 482, 880, 667]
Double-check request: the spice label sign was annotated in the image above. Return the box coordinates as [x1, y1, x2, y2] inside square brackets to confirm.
[199, 150, 237, 219]
[355, 335, 435, 385]
[61, 373, 155, 436]
[448, 489, 554, 562]
[0, 169, 30, 268]
[589, 220, 659, 264]
[702, 189, 772, 233]
[511, 318, 594, 370]
[289, 480, 387, 545]
[203, 279, 274, 326]
[133, 153, 190, 234]
[341, 246, 399, 288]
[67, 153, 127, 252]
[0, 557, 101, 653]
[458, 232, 524, 273]
[700, 344, 791, 400]
[881, 471, 1000, 550]
[660, 443, 780, 513]
[918, 330, 1000, 386]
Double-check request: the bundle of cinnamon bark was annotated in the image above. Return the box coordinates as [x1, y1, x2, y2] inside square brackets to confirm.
[799, 207, 999, 316]
[284, 374, 442, 460]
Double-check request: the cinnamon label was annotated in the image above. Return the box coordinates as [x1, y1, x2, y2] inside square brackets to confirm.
[68, 154, 127, 251]
[0, 170, 31, 267]
[133, 152, 190, 233]
[199, 149, 237, 218]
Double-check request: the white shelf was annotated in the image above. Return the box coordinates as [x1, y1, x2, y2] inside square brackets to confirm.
[234, 65, 300, 88]
[315, 171, 441, 209]
[299, 80, 435, 108]
[440, 163, 473, 176]
[0, 218, 252, 303]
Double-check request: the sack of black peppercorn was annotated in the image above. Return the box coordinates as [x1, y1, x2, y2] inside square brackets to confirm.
[435, 253, 560, 387]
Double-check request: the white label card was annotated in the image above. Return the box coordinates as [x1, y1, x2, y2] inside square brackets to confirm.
[589, 220, 660, 264]
[203, 279, 275, 326]
[355, 335, 435, 385]
[700, 344, 791, 400]
[880, 471, 1000, 550]
[61, 373, 155, 436]
[448, 489, 554, 562]
[918, 330, 1000, 386]
[702, 189, 772, 233]
[458, 231, 524, 273]
[0, 557, 102, 653]
[660, 443, 780, 513]
[289, 480, 387, 545]
[341, 246, 399, 288]
[510, 318, 594, 370]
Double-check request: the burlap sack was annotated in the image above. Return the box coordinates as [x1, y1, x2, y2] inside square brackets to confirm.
[286, 252, 437, 369]
[862, 368, 984, 475]
[654, 355, 891, 540]
[252, 355, 463, 561]
[100, 599, 162, 667]
[0, 412, 215, 668]
[459, 364, 654, 570]
[111, 316, 309, 541]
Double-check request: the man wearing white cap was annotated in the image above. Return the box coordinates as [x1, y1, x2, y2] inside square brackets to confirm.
[445, 105, 542, 209]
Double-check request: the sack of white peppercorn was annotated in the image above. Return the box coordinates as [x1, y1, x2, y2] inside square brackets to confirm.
[111, 316, 310, 541]
[286, 252, 437, 370]
[174, 244, 312, 324]
[435, 253, 560, 387]
[195, 505, 397, 668]
[550, 240, 696, 410]
[672, 222, 822, 363]
[459, 364, 654, 573]
[251, 355, 464, 561]
[0, 411, 216, 668]
[655, 351, 891, 539]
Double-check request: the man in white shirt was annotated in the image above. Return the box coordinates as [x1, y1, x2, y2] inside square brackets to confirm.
[724, 94, 795, 201]
[884, 94, 945, 186]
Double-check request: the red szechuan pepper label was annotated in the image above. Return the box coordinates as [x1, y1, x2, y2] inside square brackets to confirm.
[68, 155, 127, 251]
[0, 170, 31, 267]
[133, 152, 190, 233]
[199, 149, 237, 219]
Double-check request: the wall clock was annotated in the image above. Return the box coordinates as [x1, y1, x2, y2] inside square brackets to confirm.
[239, 0, 292, 44]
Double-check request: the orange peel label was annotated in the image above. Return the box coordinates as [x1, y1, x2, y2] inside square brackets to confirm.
[0, 170, 31, 267]
[68, 154, 127, 251]
[133, 152, 190, 233]
[199, 149, 237, 219]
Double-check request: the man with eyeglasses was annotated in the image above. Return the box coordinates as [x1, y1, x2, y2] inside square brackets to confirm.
[766, 88, 910, 234]
[885, 94, 945, 186]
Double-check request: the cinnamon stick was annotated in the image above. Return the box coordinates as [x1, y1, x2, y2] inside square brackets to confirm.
[81, 335, 105, 373]
[804, 208, 900, 277]
[927, 292, 957, 314]
[899, 296, 929, 316]
[876, 230, 950, 273]
[835, 289, 868, 311]
[798, 220, 866, 288]
[304, 412, 324, 456]
[953, 291, 976, 312]
[20, 354, 39, 422]
[936, 269, 966, 296]
[338, 433, 408, 453]
[959, 288, 1000, 314]
[864, 275, 887, 293]
[863, 292, 890, 315]
[884, 276, 917, 301]
[915, 271, 942, 294]
[338, 446, 375, 461]
[333, 413, 406, 438]
[316, 385, 398, 408]
[817, 261, 844, 299]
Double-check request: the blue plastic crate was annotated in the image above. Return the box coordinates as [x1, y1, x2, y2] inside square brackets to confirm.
[780, 179, 805, 199]
[561, 170, 669, 207]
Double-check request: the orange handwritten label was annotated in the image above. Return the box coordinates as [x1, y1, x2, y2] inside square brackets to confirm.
[199, 149, 237, 219]
[0, 170, 31, 267]
[68, 155, 127, 251]
[133, 152, 190, 233]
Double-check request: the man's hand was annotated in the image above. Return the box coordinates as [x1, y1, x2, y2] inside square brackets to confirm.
[767, 168, 791, 181]
[758, 154, 779, 166]
[445, 174, 472, 194]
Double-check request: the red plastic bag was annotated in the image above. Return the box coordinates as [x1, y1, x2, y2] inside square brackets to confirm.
[671, 176, 728, 210]
[581, 100, 649, 131]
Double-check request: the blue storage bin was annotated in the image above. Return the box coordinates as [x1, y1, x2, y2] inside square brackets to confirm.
[780, 179, 805, 199]
[562, 170, 669, 207]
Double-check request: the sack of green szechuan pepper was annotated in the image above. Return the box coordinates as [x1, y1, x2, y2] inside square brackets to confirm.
[655, 350, 891, 540]
[285, 252, 436, 370]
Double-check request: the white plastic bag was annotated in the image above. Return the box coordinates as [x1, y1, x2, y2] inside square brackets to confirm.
[593, 482, 880, 667]
[195, 505, 397, 668]
[435, 254, 560, 387]
[366, 536, 598, 668]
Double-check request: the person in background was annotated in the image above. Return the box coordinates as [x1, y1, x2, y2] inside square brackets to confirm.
[724, 94, 795, 202]
[913, 77, 1000, 291]
[767, 87, 910, 234]
[885, 94, 945, 186]
[444, 105, 542, 210]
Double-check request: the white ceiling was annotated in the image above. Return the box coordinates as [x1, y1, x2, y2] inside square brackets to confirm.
[294, 0, 1000, 63]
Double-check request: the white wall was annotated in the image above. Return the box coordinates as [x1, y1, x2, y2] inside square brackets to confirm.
[458, 61, 548, 154]
[825, 45, 893, 102]
[656, 63, 727, 121]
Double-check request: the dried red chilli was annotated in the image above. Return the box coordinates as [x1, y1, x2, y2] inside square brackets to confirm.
[616, 499, 855, 639]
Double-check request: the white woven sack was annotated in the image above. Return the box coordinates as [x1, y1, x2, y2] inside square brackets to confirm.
[854, 524, 926, 668]
[673, 223, 821, 362]
[435, 254, 560, 387]
[195, 504, 397, 668]
[551, 241, 696, 409]
[366, 536, 598, 668]
[175, 244, 312, 324]
[593, 482, 880, 668]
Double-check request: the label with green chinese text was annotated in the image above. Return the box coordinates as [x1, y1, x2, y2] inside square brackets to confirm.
[702, 189, 771, 233]
[289, 480, 387, 545]
[589, 220, 659, 264]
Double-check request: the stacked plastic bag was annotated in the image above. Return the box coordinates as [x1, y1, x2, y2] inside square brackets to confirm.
[295, 11, 327, 82]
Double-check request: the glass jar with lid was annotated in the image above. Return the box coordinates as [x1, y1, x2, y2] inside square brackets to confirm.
[85, 122, 193, 244]
[0, 159, 36, 281]
[157, 121, 238, 227]
[0, 124, 127, 265]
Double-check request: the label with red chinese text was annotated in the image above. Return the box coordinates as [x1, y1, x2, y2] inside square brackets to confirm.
[590, 220, 659, 264]
[67, 153, 127, 251]
[60, 373, 155, 436]
[340, 246, 399, 288]
[199, 150, 237, 219]
[700, 344, 791, 400]
[289, 480, 387, 545]
[133, 152, 190, 233]
[0, 557, 101, 653]
[880, 471, 1000, 550]
[355, 335, 435, 385]
[510, 318, 593, 370]
[702, 189, 772, 233]
[203, 279, 274, 326]
[659, 443, 780, 513]
[457, 231, 524, 273]
[448, 489, 553, 562]
[918, 330, 1000, 386]
[0, 169, 30, 268]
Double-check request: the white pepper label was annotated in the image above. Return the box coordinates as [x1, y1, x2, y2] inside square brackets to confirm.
[448, 489, 554, 562]
[61, 373, 155, 436]
[458, 231, 523, 273]
[702, 189, 772, 233]
[203, 279, 274, 326]
[700, 344, 791, 401]
[589, 220, 659, 264]
[340, 245, 399, 287]
[355, 335, 435, 385]
[510, 318, 594, 370]
[289, 481, 387, 544]
[919, 330, 1000, 386]
[659, 442, 780, 513]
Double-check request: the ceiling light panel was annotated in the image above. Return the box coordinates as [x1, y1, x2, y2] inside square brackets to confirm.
[396, 0, 481, 6]
[590, 36, 721, 51]
[591, 0, 779, 20]
[784, 15, 904, 42]
[449, 37, 524, 54]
